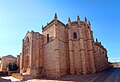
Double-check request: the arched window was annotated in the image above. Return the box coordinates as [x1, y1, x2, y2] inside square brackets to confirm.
[47, 34, 49, 42]
[73, 32, 77, 40]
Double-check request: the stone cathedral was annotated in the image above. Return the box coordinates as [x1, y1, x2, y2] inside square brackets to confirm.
[18, 14, 109, 78]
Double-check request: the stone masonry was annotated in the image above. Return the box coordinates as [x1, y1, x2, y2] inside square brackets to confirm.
[18, 14, 109, 78]
[1, 55, 17, 71]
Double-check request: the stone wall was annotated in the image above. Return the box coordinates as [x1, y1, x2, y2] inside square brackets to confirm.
[94, 41, 109, 72]
[43, 21, 60, 77]
[43, 20, 69, 77]
[17, 55, 20, 68]
[68, 25, 82, 74]
[57, 23, 68, 76]
[20, 31, 44, 77]
[43, 40, 59, 77]
[30, 32, 43, 77]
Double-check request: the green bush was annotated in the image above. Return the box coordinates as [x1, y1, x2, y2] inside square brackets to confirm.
[7, 62, 19, 71]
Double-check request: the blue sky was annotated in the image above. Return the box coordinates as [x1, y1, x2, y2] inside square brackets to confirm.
[0, 0, 120, 62]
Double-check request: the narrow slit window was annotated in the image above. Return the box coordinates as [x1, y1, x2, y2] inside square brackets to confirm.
[73, 32, 77, 40]
[47, 34, 49, 42]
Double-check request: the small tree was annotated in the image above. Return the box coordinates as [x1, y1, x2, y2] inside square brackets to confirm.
[12, 62, 18, 71]
[7, 62, 18, 71]
[8, 63, 12, 71]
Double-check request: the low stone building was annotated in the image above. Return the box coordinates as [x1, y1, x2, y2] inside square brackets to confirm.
[0, 55, 17, 71]
[18, 14, 109, 78]
[111, 62, 120, 67]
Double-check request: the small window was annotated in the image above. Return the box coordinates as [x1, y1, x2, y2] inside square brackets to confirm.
[47, 34, 49, 42]
[73, 32, 77, 40]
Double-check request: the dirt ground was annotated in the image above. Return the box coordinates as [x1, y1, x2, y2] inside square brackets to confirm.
[0, 67, 120, 82]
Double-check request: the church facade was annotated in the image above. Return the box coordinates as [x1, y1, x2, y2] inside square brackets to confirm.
[18, 14, 109, 78]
